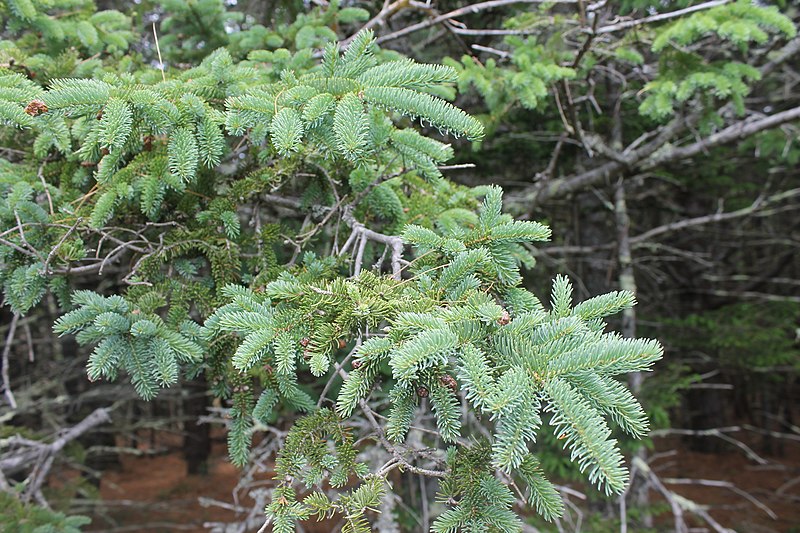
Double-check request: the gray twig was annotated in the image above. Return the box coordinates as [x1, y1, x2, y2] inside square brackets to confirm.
[1, 407, 111, 503]
[2, 313, 19, 409]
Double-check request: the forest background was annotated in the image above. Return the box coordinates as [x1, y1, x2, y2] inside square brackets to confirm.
[0, 0, 798, 532]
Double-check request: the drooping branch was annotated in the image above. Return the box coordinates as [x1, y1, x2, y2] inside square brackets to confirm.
[640, 106, 800, 170]
[522, 106, 800, 209]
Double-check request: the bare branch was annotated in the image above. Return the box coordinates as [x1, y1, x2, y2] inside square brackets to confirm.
[42, 217, 82, 274]
[1, 407, 111, 502]
[374, 0, 579, 46]
[630, 188, 800, 244]
[650, 426, 768, 465]
[663, 477, 777, 520]
[37, 163, 54, 216]
[342, 207, 405, 279]
[595, 0, 732, 35]
[522, 106, 800, 208]
[641, 106, 800, 170]
[2, 314, 19, 409]
[523, 117, 685, 207]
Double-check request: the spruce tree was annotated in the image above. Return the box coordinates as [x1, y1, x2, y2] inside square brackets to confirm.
[23, 0, 795, 530]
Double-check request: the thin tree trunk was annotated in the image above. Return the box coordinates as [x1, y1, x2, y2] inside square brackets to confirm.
[615, 180, 652, 530]
[183, 374, 211, 475]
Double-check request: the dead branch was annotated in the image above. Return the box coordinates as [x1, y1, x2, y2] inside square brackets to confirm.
[595, 0, 732, 34]
[374, 0, 579, 46]
[0, 407, 111, 502]
[2, 313, 19, 409]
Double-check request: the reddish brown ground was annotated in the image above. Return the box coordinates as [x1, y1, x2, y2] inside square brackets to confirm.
[649, 435, 800, 533]
[73, 432, 799, 532]
[90, 444, 242, 532]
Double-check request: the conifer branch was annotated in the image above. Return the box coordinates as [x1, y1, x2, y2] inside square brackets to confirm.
[0, 11, 679, 526]
[345, 367, 447, 479]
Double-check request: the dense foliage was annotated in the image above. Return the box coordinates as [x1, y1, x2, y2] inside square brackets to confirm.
[1, 0, 797, 531]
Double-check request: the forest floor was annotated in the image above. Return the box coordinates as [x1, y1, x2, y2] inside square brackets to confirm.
[649, 435, 800, 533]
[73, 431, 800, 533]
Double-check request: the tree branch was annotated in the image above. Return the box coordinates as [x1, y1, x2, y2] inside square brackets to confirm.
[513, 31, 800, 210]
[1, 314, 19, 409]
[374, 0, 579, 45]
[523, 117, 685, 207]
[342, 207, 405, 279]
[522, 106, 800, 209]
[595, 0, 731, 35]
[1, 407, 111, 503]
[630, 187, 800, 244]
[640, 105, 800, 170]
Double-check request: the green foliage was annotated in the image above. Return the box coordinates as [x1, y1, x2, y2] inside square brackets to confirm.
[0, 492, 90, 533]
[446, 36, 575, 137]
[442, 22, 581, 144]
[205, 187, 659, 524]
[0, 1, 134, 56]
[433, 443, 522, 532]
[0, 28, 480, 237]
[266, 409, 379, 532]
[642, 1, 795, 119]
[662, 301, 800, 371]
[0, 172, 52, 314]
[652, 1, 796, 52]
[54, 291, 204, 399]
[440, 0, 796, 145]
[3, 261, 47, 315]
[228, 29, 483, 164]
[0, 2, 669, 529]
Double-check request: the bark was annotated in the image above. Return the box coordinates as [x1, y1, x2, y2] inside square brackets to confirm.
[183, 375, 211, 475]
[614, 181, 652, 530]
[522, 106, 800, 209]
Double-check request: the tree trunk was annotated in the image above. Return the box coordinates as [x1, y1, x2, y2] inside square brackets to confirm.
[615, 180, 652, 530]
[182, 374, 211, 475]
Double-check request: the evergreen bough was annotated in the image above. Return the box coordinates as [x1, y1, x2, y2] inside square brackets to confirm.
[0, 2, 669, 530]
